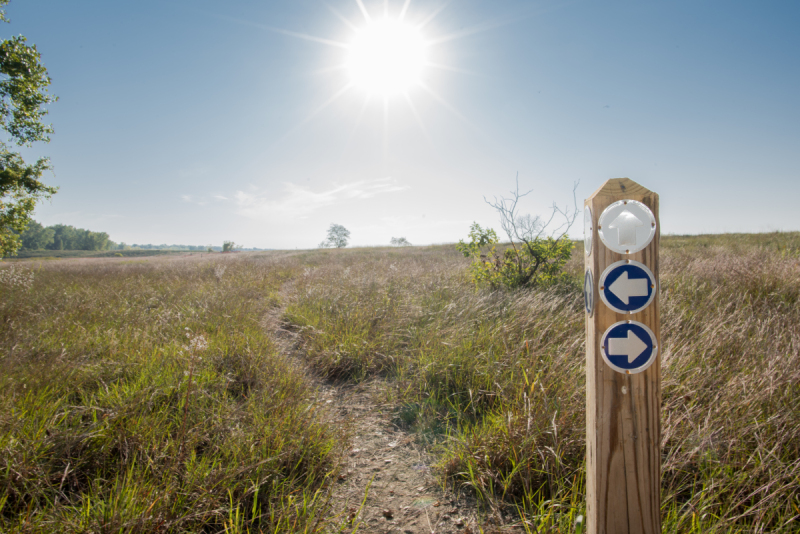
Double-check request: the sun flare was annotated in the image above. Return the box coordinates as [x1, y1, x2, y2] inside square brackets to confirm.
[261, 0, 478, 147]
[346, 18, 427, 96]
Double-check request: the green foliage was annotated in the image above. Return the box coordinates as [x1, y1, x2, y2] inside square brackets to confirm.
[16, 221, 112, 251]
[457, 222, 574, 289]
[318, 223, 350, 248]
[0, 153, 56, 255]
[222, 240, 238, 252]
[390, 236, 412, 246]
[0, 36, 54, 143]
[456, 222, 498, 255]
[18, 219, 53, 250]
[48, 223, 110, 250]
[0, 2, 58, 257]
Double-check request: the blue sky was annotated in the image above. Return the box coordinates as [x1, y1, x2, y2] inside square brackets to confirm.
[10, 0, 800, 248]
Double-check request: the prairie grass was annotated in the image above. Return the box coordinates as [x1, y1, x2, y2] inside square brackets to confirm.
[0, 254, 345, 532]
[2, 233, 799, 532]
[284, 234, 800, 532]
[7, 249, 192, 260]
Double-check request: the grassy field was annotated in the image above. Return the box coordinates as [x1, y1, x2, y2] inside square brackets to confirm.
[1, 232, 799, 532]
[7, 249, 210, 260]
[0, 255, 345, 532]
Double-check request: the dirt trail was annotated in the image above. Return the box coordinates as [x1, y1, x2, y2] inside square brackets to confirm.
[265, 299, 478, 533]
[317, 379, 477, 534]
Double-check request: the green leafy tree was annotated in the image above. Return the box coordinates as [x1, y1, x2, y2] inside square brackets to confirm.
[46, 224, 69, 250]
[0, 0, 58, 257]
[81, 229, 109, 251]
[457, 177, 579, 289]
[38, 224, 109, 251]
[222, 240, 239, 252]
[46, 224, 74, 250]
[390, 236, 411, 246]
[19, 219, 53, 249]
[318, 223, 350, 248]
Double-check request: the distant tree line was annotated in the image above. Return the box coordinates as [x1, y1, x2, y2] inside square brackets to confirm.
[15, 220, 263, 253]
[19, 221, 114, 251]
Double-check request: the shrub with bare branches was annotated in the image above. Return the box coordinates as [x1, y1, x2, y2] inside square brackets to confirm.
[457, 176, 579, 289]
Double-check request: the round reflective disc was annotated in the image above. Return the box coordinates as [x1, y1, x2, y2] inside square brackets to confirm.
[584, 269, 594, 317]
[600, 320, 658, 374]
[598, 260, 656, 314]
[597, 200, 656, 254]
[584, 207, 593, 256]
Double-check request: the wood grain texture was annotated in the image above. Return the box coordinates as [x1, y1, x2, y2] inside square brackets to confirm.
[585, 178, 661, 534]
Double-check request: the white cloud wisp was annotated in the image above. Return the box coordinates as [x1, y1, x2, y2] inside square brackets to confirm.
[235, 177, 408, 220]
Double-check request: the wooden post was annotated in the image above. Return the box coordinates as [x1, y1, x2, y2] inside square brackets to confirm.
[584, 178, 661, 534]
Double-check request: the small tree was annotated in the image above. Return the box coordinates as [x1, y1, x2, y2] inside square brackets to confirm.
[0, 1, 59, 257]
[318, 223, 350, 248]
[390, 237, 411, 246]
[457, 176, 579, 289]
[222, 241, 238, 252]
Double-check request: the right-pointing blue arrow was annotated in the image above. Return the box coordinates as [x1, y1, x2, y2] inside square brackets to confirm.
[608, 330, 648, 363]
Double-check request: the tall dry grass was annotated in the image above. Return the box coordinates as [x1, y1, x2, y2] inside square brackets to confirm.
[2, 233, 798, 532]
[284, 236, 800, 532]
[0, 253, 346, 533]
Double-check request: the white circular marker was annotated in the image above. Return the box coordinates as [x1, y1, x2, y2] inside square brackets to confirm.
[597, 200, 656, 254]
[584, 207, 593, 256]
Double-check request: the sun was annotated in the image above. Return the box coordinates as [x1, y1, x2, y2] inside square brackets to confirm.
[256, 0, 481, 143]
[346, 18, 427, 96]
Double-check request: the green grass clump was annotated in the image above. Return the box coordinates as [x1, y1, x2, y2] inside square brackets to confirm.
[0, 254, 344, 532]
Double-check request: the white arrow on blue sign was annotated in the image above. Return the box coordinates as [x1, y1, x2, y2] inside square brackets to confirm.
[599, 260, 656, 314]
[600, 321, 658, 374]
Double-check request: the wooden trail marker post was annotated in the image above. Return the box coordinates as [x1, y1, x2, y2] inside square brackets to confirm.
[584, 178, 661, 534]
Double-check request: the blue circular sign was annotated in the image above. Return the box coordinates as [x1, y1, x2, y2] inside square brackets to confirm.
[600, 321, 658, 374]
[599, 260, 656, 314]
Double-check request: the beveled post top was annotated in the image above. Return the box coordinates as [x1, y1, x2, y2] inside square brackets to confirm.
[586, 177, 657, 203]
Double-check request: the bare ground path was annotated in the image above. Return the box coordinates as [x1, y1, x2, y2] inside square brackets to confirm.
[265, 288, 479, 533]
[317, 379, 477, 534]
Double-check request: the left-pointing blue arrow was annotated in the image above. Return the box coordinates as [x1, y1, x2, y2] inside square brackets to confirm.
[609, 271, 648, 305]
[599, 260, 656, 314]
